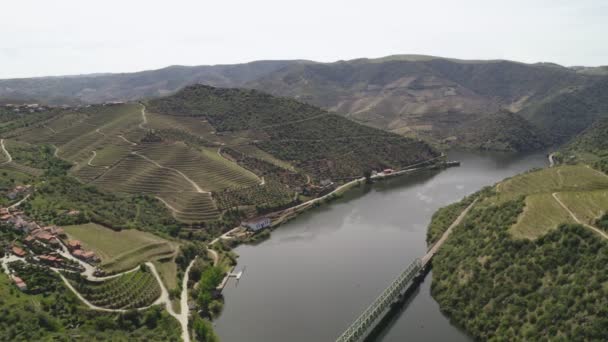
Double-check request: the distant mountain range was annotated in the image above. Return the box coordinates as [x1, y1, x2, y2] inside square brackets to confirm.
[2, 55, 607, 151]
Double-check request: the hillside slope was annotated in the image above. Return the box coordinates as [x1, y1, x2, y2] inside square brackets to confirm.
[428, 123, 608, 340]
[4, 55, 607, 151]
[3, 86, 439, 224]
[147, 85, 439, 180]
[0, 60, 309, 104]
[246, 56, 597, 148]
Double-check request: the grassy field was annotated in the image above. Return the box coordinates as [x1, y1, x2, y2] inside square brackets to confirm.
[492, 164, 608, 239]
[63, 223, 177, 272]
[152, 259, 178, 293]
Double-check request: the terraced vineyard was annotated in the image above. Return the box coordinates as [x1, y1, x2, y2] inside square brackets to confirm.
[67, 269, 161, 309]
[214, 179, 295, 211]
[91, 149, 222, 223]
[101, 242, 176, 273]
[137, 142, 261, 191]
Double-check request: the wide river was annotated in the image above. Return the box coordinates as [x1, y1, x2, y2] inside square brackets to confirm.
[215, 150, 548, 342]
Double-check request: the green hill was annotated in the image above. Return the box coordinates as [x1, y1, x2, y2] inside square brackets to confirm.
[147, 85, 439, 180]
[428, 124, 608, 340]
[3, 86, 439, 225]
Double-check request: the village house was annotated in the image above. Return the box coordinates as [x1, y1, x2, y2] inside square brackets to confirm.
[35, 231, 59, 245]
[43, 225, 65, 237]
[11, 246, 26, 257]
[73, 249, 98, 263]
[11, 276, 27, 291]
[7, 216, 27, 231]
[67, 240, 81, 251]
[24, 235, 35, 245]
[38, 255, 62, 267]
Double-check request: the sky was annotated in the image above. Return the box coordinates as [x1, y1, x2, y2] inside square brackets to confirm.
[1, 0, 607, 79]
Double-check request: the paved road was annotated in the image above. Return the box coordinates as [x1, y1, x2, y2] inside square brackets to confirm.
[552, 192, 608, 240]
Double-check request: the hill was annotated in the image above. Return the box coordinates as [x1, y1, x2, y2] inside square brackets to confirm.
[429, 171, 608, 340]
[0, 60, 309, 104]
[3, 55, 608, 151]
[245, 56, 599, 148]
[2, 86, 439, 226]
[147, 85, 439, 180]
[448, 110, 546, 151]
[427, 129, 608, 340]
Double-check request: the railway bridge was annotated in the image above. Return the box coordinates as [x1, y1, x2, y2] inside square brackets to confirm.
[335, 200, 477, 342]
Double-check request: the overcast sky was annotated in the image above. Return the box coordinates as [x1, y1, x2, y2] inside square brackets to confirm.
[1, 0, 606, 79]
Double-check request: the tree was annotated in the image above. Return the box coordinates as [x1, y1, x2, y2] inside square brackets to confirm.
[193, 317, 218, 342]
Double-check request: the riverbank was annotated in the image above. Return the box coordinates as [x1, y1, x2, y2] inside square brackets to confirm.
[258, 160, 450, 233]
[215, 150, 549, 342]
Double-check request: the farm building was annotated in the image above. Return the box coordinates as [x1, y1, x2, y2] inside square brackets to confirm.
[242, 217, 272, 232]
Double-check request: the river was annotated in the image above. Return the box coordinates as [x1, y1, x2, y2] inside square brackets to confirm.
[215, 150, 548, 342]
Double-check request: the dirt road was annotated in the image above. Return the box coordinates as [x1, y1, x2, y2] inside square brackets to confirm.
[552, 192, 608, 240]
[1, 139, 12, 164]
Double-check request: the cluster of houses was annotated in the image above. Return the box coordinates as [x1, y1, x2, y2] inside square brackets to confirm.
[1, 203, 98, 268]
[1, 102, 124, 114]
[1, 103, 50, 113]
[66, 239, 99, 263]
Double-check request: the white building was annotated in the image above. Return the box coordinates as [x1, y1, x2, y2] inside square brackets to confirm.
[242, 217, 272, 232]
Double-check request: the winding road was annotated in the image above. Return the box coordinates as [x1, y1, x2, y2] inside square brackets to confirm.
[139, 104, 148, 130]
[548, 153, 556, 167]
[1, 139, 12, 164]
[87, 151, 97, 166]
[118, 135, 138, 146]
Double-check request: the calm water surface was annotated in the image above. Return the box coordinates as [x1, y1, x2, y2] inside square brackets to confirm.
[215, 150, 548, 342]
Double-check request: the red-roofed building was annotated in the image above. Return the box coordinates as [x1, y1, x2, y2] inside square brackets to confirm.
[11, 246, 26, 257]
[67, 240, 81, 251]
[11, 276, 27, 291]
[73, 249, 98, 262]
[39, 255, 62, 266]
[35, 232, 55, 243]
